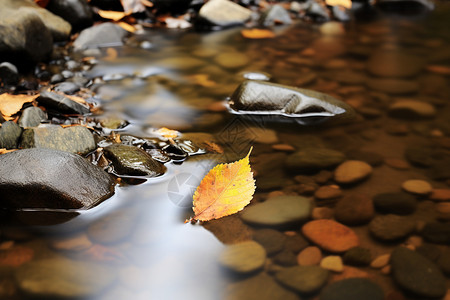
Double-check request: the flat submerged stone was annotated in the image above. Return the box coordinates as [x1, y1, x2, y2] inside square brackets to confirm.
[240, 196, 312, 227]
[0, 148, 115, 209]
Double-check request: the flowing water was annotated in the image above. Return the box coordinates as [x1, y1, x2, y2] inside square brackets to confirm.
[1, 4, 450, 300]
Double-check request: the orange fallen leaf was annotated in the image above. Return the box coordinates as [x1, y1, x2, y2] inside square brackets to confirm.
[0, 149, 17, 155]
[241, 29, 275, 39]
[325, 0, 352, 9]
[155, 127, 179, 139]
[117, 21, 137, 33]
[0, 93, 37, 120]
[98, 10, 128, 21]
[188, 147, 256, 222]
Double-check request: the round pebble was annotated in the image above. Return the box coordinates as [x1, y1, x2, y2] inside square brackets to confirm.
[436, 202, 450, 220]
[369, 214, 416, 241]
[334, 160, 372, 184]
[314, 185, 342, 200]
[343, 247, 372, 266]
[320, 256, 344, 272]
[384, 158, 410, 170]
[297, 246, 322, 266]
[373, 192, 418, 215]
[391, 246, 446, 298]
[367, 50, 424, 78]
[402, 179, 433, 195]
[219, 241, 266, 273]
[389, 99, 436, 119]
[366, 78, 419, 94]
[252, 229, 286, 256]
[319, 278, 384, 300]
[370, 254, 391, 269]
[273, 249, 298, 267]
[312, 207, 334, 220]
[421, 222, 450, 244]
[302, 219, 359, 253]
[334, 194, 375, 225]
[275, 265, 329, 294]
[430, 189, 450, 201]
[240, 196, 312, 227]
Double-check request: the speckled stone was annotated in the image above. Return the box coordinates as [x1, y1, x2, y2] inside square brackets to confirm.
[319, 278, 384, 300]
[369, 214, 416, 241]
[219, 241, 266, 273]
[334, 160, 373, 184]
[275, 265, 329, 294]
[302, 219, 359, 253]
[391, 247, 446, 298]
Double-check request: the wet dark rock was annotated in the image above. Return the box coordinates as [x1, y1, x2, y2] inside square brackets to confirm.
[20, 125, 96, 155]
[0, 121, 22, 149]
[305, 0, 330, 21]
[198, 0, 252, 27]
[0, 62, 20, 86]
[229, 80, 356, 125]
[390, 247, 446, 298]
[104, 144, 166, 177]
[18, 107, 47, 128]
[0, 6, 53, 64]
[347, 150, 383, 167]
[53, 82, 81, 95]
[202, 215, 252, 244]
[37, 91, 90, 115]
[285, 233, 310, 253]
[47, 0, 93, 31]
[275, 265, 329, 294]
[421, 222, 450, 244]
[240, 195, 312, 227]
[376, 0, 435, 16]
[286, 148, 346, 172]
[273, 249, 298, 266]
[73, 23, 128, 51]
[252, 229, 286, 256]
[343, 247, 372, 266]
[416, 243, 441, 262]
[334, 194, 375, 225]
[227, 273, 300, 300]
[14, 257, 115, 298]
[373, 192, 417, 215]
[0, 148, 115, 209]
[152, 0, 192, 15]
[404, 146, 446, 168]
[319, 278, 384, 300]
[369, 214, 416, 241]
[260, 5, 292, 27]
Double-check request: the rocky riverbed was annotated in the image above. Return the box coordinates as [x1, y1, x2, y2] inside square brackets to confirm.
[1, 0, 450, 299]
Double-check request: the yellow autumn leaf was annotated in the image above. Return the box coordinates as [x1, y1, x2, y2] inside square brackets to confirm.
[189, 147, 256, 222]
[325, 0, 352, 9]
[117, 21, 136, 33]
[98, 10, 128, 21]
[155, 127, 179, 139]
[0, 94, 37, 120]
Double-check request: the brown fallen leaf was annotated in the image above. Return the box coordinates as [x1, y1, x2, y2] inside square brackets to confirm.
[188, 147, 256, 222]
[241, 28, 275, 39]
[0, 93, 37, 120]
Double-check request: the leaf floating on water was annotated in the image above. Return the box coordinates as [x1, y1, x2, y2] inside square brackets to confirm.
[155, 127, 180, 139]
[241, 29, 276, 39]
[189, 147, 256, 222]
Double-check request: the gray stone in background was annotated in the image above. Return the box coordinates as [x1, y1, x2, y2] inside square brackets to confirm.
[0, 62, 20, 86]
[53, 82, 81, 95]
[37, 91, 90, 115]
[0, 121, 22, 149]
[47, 0, 93, 30]
[14, 257, 115, 298]
[390, 247, 446, 299]
[1, 0, 71, 42]
[18, 107, 47, 128]
[20, 125, 96, 155]
[104, 144, 166, 177]
[275, 265, 329, 294]
[73, 23, 128, 51]
[198, 0, 252, 27]
[0, 148, 115, 209]
[260, 5, 292, 27]
[0, 7, 53, 63]
[286, 148, 346, 171]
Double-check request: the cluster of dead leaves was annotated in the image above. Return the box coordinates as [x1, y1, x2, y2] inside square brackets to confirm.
[187, 147, 256, 223]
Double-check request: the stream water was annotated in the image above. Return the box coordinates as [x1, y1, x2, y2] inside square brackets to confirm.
[1, 3, 450, 300]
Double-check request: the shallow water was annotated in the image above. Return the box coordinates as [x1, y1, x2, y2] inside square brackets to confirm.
[2, 4, 450, 300]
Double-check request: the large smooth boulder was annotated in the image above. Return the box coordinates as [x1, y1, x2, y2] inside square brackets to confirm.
[0, 148, 115, 209]
[47, 0, 93, 30]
